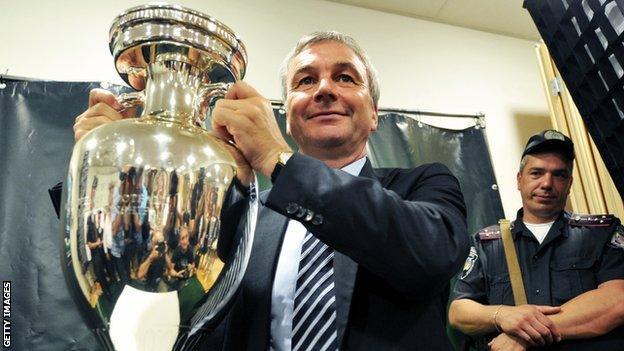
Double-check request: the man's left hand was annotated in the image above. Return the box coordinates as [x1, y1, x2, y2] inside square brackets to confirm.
[488, 333, 528, 351]
[211, 81, 291, 178]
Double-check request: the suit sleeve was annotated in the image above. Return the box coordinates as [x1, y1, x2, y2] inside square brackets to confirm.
[265, 153, 469, 296]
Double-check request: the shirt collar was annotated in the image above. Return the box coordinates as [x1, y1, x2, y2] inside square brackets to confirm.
[340, 156, 367, 176]
[513, 208, 568, 239]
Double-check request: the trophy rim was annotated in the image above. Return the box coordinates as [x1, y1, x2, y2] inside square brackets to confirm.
[108, 2, 247, 89]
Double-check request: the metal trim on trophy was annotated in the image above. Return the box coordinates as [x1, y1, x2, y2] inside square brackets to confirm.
[59, 3, 257, 350]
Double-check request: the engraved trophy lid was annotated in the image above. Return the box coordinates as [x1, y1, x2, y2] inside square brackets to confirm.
[109, 2, 247, 90]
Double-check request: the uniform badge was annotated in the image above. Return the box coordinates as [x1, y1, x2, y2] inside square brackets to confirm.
[544, 130, 565, 141]
[460, 246, 478, 280]
[609, 225, 624, 250]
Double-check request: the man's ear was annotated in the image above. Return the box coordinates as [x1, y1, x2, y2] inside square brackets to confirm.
[370, 104, 378, 132]
[284, 100, 292, 136]
[516, 171, 521, 190]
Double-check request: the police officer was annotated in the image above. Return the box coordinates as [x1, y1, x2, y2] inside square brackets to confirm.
[448, 130, 624, 350]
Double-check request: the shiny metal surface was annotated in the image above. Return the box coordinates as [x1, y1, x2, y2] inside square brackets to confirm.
[109, 3, 246, 91]
[60, 4, 255, 350]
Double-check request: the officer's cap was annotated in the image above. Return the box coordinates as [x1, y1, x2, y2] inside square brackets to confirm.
[521, 130, 575, 161]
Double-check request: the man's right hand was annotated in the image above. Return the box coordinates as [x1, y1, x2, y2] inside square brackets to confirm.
[73, 89, 134, 141]
[496, 305, 562, 346]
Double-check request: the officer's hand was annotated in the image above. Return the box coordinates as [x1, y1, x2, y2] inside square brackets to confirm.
[496, 305, 562, 346]
[73, 89, 134, 141]
[211, 81, 291, 178]
[488, 333, 528, 351]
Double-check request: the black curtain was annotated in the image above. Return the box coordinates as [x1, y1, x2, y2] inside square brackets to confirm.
[367, 114, 502, 235]
[0, 79, 503, 350]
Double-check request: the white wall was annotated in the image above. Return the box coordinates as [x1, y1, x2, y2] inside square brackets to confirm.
[0, 0, 552, 220]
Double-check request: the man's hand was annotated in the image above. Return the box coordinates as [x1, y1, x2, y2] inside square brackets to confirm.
[87, 238, 102, 250]
[221, 140, 253, 187]
[211, 81, 291, 178]
[496, 305, 562, 346]
[488, 333, 528, 351]
[73, 89, 134, 141]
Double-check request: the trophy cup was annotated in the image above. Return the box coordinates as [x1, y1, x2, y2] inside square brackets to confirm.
[59, 4, 256, 350]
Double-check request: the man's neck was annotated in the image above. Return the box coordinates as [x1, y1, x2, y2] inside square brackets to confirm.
[522, 208, 561, 224]
[301, 145, 368, 169]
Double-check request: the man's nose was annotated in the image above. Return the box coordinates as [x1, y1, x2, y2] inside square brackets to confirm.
[313, 78, 337, 103]
[540, 173, 553, 188]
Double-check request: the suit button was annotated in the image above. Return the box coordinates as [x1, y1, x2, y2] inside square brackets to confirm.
[296, 207, 306, 218]
[286, 202, 298, 214]
[304, 210, 314, 222]
[535, 289, 540, 295]
[312, 214, 324, 225]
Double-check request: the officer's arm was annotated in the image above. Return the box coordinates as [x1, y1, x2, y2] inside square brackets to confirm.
[449, 242, 560, 346]
[549, 224, 624, 340]
[548, 279, 624, 339]
[449, 299, 561, 346]
[449, 298, 501, 335]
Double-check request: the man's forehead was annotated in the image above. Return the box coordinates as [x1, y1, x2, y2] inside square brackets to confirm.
[524, 153, 570, 170]
[289, 41, 366, 74]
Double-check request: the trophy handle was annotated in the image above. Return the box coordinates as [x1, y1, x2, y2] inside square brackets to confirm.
[197, 82, 233, 125]
[116, 91, 145, 114]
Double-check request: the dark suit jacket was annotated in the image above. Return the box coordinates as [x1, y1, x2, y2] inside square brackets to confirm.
[203, 153, 469, 350]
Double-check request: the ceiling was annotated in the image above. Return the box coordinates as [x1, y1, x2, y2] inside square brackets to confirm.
[325, 0, 542, 41]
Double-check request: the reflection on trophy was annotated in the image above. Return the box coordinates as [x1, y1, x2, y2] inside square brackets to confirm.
[59, 4, 257, 350]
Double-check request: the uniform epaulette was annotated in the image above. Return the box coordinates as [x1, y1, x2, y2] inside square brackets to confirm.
[568, 213, 615, 227]
[478, 222, 515, 240]
[478, 225, 500, 240]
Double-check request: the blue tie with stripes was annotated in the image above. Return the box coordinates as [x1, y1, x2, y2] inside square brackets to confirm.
[291, 231, 338, 351]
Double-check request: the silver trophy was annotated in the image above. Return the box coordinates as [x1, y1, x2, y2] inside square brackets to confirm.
[59, 4, 256, 350]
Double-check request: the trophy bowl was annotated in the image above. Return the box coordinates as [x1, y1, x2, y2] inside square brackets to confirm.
[59, 4, 256, 350]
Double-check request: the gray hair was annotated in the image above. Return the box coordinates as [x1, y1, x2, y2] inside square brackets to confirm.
[519, 153, 574, 173]
[279, 31, 380, 107]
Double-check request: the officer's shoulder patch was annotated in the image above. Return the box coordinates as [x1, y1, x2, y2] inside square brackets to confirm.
[568, 213, 615, 227]
[460, 246, 478, 279]
[609, 225, 624, 250]
[478, 225, 502, 240]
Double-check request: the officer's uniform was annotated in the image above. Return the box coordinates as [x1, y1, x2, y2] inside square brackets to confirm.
[451, 209, 624, 350]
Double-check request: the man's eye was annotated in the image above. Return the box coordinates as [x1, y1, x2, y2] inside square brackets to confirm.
[336, 74, 354, 83]
[298, 77, 314, 85]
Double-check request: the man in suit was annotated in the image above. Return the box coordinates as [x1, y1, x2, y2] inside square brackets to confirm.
[74, 31, 469, 350]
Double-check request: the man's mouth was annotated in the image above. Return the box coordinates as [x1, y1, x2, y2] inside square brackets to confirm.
[533, 194, 556, 202]
[307, 111, 348, 119]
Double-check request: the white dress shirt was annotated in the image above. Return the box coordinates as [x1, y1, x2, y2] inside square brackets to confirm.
[269, 157, 367, 350]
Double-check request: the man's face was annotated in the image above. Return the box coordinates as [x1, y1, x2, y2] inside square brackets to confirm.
[517, 152, 573, 223]
[285, 41, 378, 157]
[179, 229, 189, 249]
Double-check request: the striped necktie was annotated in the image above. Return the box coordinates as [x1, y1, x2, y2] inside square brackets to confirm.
[291, 231, 338, 351]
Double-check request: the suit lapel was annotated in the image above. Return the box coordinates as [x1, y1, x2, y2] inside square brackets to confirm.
[244, 193, 290, 345]
[333, 252, 357, 346]
[333, 159, 379, 346]
[247, 160, 382, 347]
